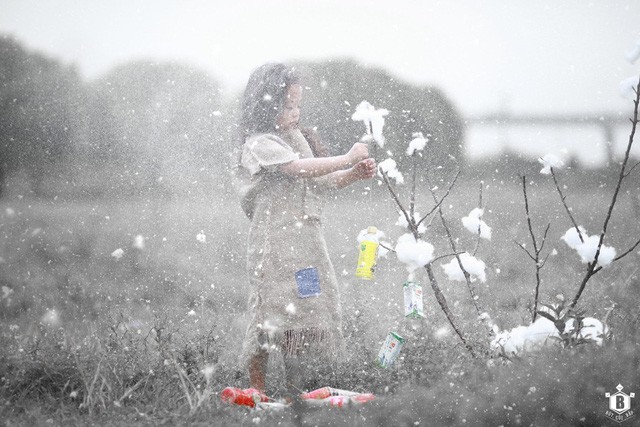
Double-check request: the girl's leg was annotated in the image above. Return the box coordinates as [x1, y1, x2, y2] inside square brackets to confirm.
[249, 349, 268, 391]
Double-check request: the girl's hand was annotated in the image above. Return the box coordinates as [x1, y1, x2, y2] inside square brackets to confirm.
[346, 142, 369, 165]
[351, 158, 377, 180]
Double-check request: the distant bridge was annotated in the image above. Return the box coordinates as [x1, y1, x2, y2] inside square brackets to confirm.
[465, 113, 632, 163]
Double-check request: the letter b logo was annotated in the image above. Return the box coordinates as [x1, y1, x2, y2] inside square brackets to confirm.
[617, 395, 625, 409]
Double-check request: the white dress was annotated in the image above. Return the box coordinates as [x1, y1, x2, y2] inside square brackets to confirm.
[238, 128, 342, 364]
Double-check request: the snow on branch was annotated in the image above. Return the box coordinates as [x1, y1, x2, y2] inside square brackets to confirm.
[538, 154, 565, 175]
[351, 100, 389, 147]
[441, 252, 487, 283]
[461, 208, 492, 240]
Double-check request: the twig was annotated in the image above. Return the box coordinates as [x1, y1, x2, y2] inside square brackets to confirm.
[379, 242, 395, 253]
[592, 237, 640, 276]
[514, 240, 535, 262]
[380, 171, 413, 230]
[550, 168, 584, 243]
[431, 251, 467, 263]
[424, 264, 477, 358]
[430, 186, 482, 315]
[570, 76, 640, 309]
[472, 182, 484, 256]
[518, 176, 550, 322]
[612, 238, 640, 263]
[380, 169, 476, 358]
[410, 153, 417, 220]
[624, 159, 640, 177]
[416, 170, 461, 228]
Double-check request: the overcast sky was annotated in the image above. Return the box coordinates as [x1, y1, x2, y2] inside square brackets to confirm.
[2, 0, 639, 119]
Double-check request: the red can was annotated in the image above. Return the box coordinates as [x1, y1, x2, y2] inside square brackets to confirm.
[300, 387, 332, 400]
[220, 387, 268, 408]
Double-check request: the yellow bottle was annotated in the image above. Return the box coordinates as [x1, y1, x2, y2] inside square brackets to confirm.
[355, 226, 379, 280]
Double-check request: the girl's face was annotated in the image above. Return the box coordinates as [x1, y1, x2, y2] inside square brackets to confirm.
[276, 84, 302, 131]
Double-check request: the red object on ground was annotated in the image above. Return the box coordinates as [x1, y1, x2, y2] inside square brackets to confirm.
[301, 387, 376, 407]
[220, 387, 269, 408]
[300, 387, 333, 400]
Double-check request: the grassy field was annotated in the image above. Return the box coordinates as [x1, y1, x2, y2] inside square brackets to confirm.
[1, 171, 639, 425]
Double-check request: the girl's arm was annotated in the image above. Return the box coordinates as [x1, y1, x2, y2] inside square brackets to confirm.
[278, 142, 369, 178]
[317, 158, 377, 189]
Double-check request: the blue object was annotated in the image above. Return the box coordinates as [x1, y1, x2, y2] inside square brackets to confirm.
[295, 267, 321, 298]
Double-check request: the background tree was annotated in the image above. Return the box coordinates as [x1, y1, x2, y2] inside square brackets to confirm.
[85, 61, 225, 199]
[0, 35, 82, 197]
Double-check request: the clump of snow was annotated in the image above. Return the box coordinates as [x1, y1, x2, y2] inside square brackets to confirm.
[565, 317, 608, 345]
[492, 316, 609, 356]
[441, 252, 487, 283]
[406, 132, 428, 156]
[538, 153, 565, 175]
[490, 317, 559, 356]
[396, 212, 426, 234]
[619, 75, 640, 99]
[561, 226, 586, 249]
[378, 158, 404, 184]
[351, 100, 389, 147]
[196, 232, 207, 243]
[561, 226, 616, 267]
[187, 310, 196, 317]
[133, 234, 145, 250]
[111, 248, 124, 260]
[461, 208, 491, 240]
[394, 233, 435, 273]
[575, 235, 616, 266]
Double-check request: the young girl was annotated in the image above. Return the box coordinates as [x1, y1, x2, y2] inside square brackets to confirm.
[236, 63, 376, 395]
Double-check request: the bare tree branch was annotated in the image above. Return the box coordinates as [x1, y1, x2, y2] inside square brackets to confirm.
[570, 76, 640, 309]
[416, 170, 461, 228]
[539, 223, 551, 253]
[380, 170, 413, 230]
[424, 263, 477, 358]
[520, 176, 550, 322]
[380, 168, 476, 357]
[472, 181, 484, 256]
[379, 242, 395, 253]
[550, 168, 584, 243]
[410, 153, 418, 221]
[613, 238, 640, 262]
[431, 251, 467, 263]
[623, 159, 640, 178]
[592, 237, 640, 276]
[514, 240, 536, 261]
[429, 185, 482, 315]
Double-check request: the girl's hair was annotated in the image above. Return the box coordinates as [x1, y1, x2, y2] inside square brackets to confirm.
[239, 62, 329, 157]
[240, 63, 300, 139]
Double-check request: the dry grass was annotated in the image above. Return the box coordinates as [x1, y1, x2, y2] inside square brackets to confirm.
[1, 172, 639, 425]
